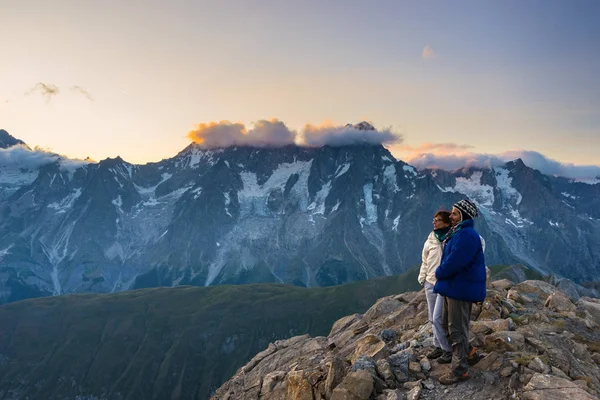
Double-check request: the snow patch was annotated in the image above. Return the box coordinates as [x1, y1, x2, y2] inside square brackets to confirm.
[363, 183, 378, 224]
[495, 168, 522, 205]
[239, 161, 313, 217]
[383, 165, 399, 193]
[392, 215, 400, 232]
[447, 171, 495, 207]
[403, 165, 417, 176]
[307, 181, 332, 216]
[335, 163, 350, 178]
[561, 192, 577, 200]
[47, 188, 82, 213]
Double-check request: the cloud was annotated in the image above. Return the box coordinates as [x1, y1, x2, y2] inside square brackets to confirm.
[422, 45, 437, 60]
[402, 147, 600, 181]
[25, 82, 60, 102]
[0, 144, 90, 173]
[187, 119, 296, 148]
[24, 82, 93, 102]
[301, 122, 403, 147]
[70, 86, 93, 101]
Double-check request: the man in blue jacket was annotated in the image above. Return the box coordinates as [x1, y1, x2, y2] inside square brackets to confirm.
[434, 199, 486, 384]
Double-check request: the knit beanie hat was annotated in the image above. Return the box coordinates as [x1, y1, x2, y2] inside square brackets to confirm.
[454, 199, 478, 220]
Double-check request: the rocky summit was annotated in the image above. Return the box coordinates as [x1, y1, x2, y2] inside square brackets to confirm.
[212, 273, 600, 400]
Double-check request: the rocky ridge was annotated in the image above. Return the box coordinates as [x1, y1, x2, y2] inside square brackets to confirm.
[212, 274, 600, 399]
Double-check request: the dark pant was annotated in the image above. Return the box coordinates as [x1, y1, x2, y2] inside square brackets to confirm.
[442, 297, 472, 376]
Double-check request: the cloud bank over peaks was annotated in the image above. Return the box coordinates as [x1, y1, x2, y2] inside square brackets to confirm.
[0, 144, 90, 173]
[300, 121, 402, 147]
[187, 119, 403, 149]
[187, 119, 296, 148]
[405, 148, 600, 182]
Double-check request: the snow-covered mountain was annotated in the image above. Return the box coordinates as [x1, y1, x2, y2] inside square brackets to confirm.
[0, 127, 599, 303]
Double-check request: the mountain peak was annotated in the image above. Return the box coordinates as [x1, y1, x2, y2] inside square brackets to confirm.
[0, 129, 27, 149]
[346, 121, 376, 131]
[505, 158, 527, 170]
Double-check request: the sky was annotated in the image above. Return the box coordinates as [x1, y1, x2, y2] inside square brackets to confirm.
[1, 0, 599, 177]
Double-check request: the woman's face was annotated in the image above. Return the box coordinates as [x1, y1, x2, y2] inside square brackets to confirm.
[433, 215, 450, 230]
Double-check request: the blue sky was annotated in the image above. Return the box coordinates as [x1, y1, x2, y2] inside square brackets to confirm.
[0, 0, 598, 174]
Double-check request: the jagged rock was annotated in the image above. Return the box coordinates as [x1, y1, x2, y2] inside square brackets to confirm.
[406, 385, 422, 400]
[516, 281, 558, 303]
[484, 331, 525, 352]
[521, 373, 597, 400]
[473, 318, 514, 333]
[213, 280, 600, 400]
[473, 351, 504, 372]
[528, 357, 550, 374]
[353, 322, 369, 335]
[286, 369, 319, 400]
[331, 370, 374, 400]
[388, 351, 413, 383]
[507, 288, 523, 303]
[491, 279, 515, 291]
[545, 292, 576, 313]
[556, 278, 583, 301]
[380, 329, 399, 343]
[377, 389, 403, 400]
[478, 296, 503, 320]
[419, 357, 431, 372]
[551, 366, 570, 379]
[408, 361, 422, 374]
[577, 297, 600, 326]
[260, 371, 286, 396]
[376, 359, 396, 388]
[352, 335, 389, 363]
[364, 297, 404, 323]
[325, 357, 347, 399]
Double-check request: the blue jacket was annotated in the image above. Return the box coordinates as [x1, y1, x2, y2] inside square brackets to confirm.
[434, 219, 486, 303]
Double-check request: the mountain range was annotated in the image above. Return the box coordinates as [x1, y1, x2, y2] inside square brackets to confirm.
[1, 125, 599, 304]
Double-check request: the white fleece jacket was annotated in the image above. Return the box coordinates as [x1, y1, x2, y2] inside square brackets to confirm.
[418, 231, 443, 285]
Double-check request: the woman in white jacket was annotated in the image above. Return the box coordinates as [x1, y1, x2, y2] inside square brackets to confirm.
[418, 211, 453, 362]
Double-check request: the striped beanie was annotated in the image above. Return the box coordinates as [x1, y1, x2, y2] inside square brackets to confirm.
[454, 199, 478, 220]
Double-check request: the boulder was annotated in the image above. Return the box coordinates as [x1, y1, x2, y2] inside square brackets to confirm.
[484, 331, 525, 352]
[364, 297, 404, 324]
[331, 370, 374, 400]
[545, 292, 576, 313]
[576, 297, 600, 327]
[521, 373, 597, 400]
[492, 279, 515, 291]
[352, 335, 389, 363]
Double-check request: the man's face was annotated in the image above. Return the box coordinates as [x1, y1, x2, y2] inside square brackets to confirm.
[450, 207, 462, 226]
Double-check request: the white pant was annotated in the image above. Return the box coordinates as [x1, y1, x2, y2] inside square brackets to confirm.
[424, 281, 451, 352]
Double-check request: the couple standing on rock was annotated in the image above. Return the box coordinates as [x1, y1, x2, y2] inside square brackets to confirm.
[418, 199, 487, 385]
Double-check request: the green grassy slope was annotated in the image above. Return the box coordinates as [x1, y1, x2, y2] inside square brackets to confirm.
[0, 269, 421, 400]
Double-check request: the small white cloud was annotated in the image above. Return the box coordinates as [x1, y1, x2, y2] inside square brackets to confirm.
[422, 45, 437, 60]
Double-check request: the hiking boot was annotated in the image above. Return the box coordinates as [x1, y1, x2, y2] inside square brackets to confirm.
[439, 371, 469, 385]
[467, 346, 479, 365]
[427, 347, 444, 359]
[437, 351, 452, 364]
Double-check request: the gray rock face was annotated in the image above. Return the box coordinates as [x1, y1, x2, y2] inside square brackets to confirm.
[212, 278, 600, 399]
[1, 130, 600, 303]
